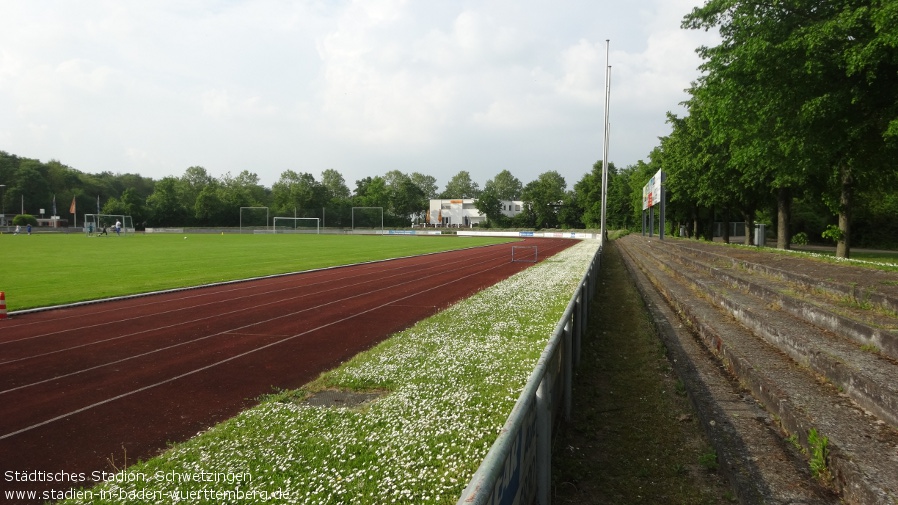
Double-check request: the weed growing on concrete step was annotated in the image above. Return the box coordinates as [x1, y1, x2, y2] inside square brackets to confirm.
[699, 450, 719, 472]
[675, 379, 687, 396]
[808, 428, 831, 482]
[786, 434, 802, 451]
[860, 343, 880, 354]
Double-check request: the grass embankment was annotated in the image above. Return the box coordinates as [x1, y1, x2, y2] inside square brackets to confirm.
[788, 247, 898, 270]
[57, 240, 600, 504]
[0, 233, 513, 311]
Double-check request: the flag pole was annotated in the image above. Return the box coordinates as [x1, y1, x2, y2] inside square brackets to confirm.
[600, 39, 611, 241]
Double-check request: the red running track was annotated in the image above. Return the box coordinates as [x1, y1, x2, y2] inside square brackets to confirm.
[0, 238, 574, 502]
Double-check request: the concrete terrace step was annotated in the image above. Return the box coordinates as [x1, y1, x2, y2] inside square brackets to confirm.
[670, 240, 898, 322]
[617, 235, 898, 505]
[652, 241, 898, 364]
[635, 238, 898, 431]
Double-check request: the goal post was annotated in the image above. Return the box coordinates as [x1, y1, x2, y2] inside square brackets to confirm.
[511, 245, 538, 263]
[83, 214, 133, 236]
[240, 206, 269, 234]
[351, 207, 384, 233]
[272, 217, 320, 234]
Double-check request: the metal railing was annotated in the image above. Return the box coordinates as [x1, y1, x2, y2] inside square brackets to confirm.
[457, 245, 602, 505]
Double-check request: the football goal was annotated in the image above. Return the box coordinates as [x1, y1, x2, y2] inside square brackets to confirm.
[273, 217, 320, 234]
[511, 245, 538, 263]
[84, 214, 133, 236]
[351, 207, 384, 233]
[240, 206, 269, 234]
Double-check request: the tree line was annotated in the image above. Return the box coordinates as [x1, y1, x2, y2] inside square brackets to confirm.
[0, 150, 623, 230]
[651, 0, 898, 256]
[4, 1, 896, 246]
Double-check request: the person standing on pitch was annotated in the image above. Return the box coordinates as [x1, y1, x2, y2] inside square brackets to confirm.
[115, 219, 122, 236]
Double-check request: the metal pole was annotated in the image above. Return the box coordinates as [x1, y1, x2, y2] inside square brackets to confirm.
[536, 378, 551, 505]
[600, 40, 611, 240]
[660, 172, 665, 240]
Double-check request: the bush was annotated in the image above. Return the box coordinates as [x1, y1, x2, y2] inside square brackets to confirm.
[791, 231, 809, 246]
[12, 214, 38, 226]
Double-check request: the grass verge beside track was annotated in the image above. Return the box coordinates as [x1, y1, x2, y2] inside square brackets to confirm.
[0, 234, 514, 311]
[56, 240, 601, 505]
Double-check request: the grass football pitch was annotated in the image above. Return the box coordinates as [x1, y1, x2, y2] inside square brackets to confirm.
[0, 233, 516, 311]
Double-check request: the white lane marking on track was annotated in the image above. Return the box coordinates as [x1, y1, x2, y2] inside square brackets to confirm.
[0, 247, 534, 440]
[0, 247, 493, 343]
[0, 246, 521, 395]
[0, 246, 506, 360]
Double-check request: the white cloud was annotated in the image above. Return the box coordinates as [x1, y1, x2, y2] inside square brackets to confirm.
[0, 0, 717, 189]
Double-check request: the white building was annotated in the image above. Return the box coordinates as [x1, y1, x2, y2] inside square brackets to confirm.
[427, 198, 523, 227]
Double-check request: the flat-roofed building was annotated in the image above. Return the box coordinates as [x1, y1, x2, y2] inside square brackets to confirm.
[427, 198, 523, 227]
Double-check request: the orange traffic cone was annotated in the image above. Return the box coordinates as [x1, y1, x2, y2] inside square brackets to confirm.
[0, 292, 6, 320]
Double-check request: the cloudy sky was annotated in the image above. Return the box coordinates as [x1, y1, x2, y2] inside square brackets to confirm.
[0, 0, 718, 192]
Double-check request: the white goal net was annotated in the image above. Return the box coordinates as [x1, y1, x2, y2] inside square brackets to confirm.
[84, 214, 133, 236]
[273, 217, 320, 234]
[511, 245, 538, 263]
[240, 206, 269, 233]
[351, 207, 383, 233]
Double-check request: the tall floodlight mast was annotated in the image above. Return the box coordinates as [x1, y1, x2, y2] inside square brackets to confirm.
[600, 40, 612, 240]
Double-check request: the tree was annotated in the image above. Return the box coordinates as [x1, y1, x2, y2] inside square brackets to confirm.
[194, 180, 227, 225]
[410, 172, 439, 199]
[473, 187, 504, 227]
[380, 171, 427, 225]
[10, 161, 51, 216]
[684, 0, 814, 248]
[321, 169, 351, 202]
[102, 187, 147, 224]
[573, 160, 614, 229]
[521, 171, 567, 229]
[484, 170, 523, 200]
[354, 176, 389, 208]
[271, 171, 327, 217]
[606, 164, 636, 230]
[146, 177, 189, 226]
[441, 171, 480, 198]
[683, 0, 898, 256]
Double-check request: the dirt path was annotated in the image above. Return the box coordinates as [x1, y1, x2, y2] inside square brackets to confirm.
[552, 240, 734, 504]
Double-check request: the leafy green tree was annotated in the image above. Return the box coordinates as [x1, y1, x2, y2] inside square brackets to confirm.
[354, 176, 389, 208]
[607, 164, 636, 230]
[557, 190, 583, 229]
[102, 187, 147, 224]
[271, 171, 327, 217]
[194, 180, 228, 226]
[321, 169, 351, 202]
[521, 171, 567, 229]
[441, 171, 480, 198]
[146, 177, 189, 226]
[10, 161, 51, 216]
[683, 0, 898, 256]
[684, 0, 812, 248]
[484, 170, 523, 200]
[573, 160, 615, 229]
[180, 166, 214, 207]
[410, 172, 438, 199]
[473, 187, 504, 227]
[382, 171, 426, 224]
